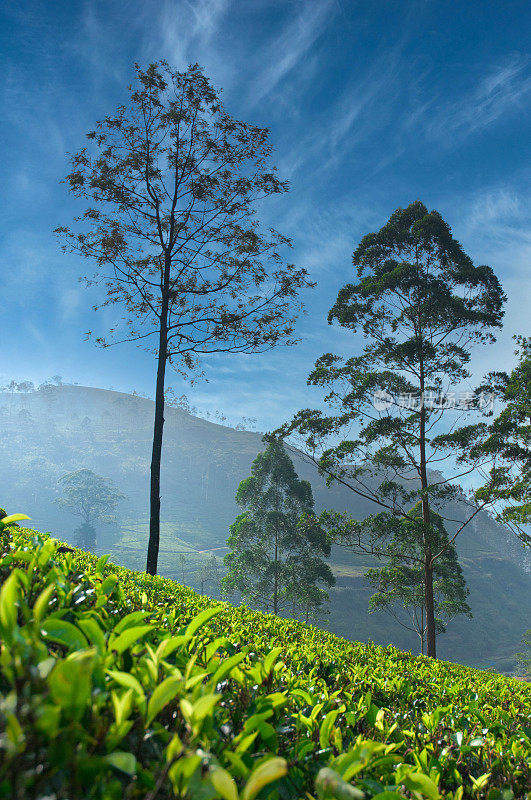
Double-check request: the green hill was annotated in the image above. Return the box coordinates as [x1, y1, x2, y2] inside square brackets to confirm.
[1, 524, 530, 799]
[1, 384, 530, 668]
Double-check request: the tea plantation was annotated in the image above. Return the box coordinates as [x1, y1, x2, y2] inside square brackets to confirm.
[1, 524, 530, 800]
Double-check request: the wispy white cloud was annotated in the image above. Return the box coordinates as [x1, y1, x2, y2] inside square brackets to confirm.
[59, 287, 83, 323]
[445, 184, 531, 380]
[248, 0, 334, 106]
[456, 186, 531, 265]
[424, 54, 531, 142]
[329, 44, 406, 153]
[279, 195, 381, 277]
[144, 0, 235, 87]
[186, 0, 231, 43]
[273, 33, 412, 181]
[465, 189, 522, 229]
[24, 320, 51, 351]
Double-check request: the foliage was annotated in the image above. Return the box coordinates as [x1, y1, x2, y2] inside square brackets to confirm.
[516, 630, 531, 678]
[470, 337, 531, 547]
[280, 201, 506, 657]
[1, 525, 530, 800]
[55, 61, 312, 576]
[74, 522, 97, 552]
[222, 438, 334, 619]
[365, 504, 471, 654]
[0, 512, 29, 528]
[198, 553, 221, 597]
[57, 468, 125, 529]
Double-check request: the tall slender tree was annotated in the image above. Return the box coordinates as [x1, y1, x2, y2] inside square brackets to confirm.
[281, 201, 505, 657]
[222, 438, 334, 617]
[198, 553, 221, 597]
[365, 504, 471, 654]
[56, 63, 311, 575]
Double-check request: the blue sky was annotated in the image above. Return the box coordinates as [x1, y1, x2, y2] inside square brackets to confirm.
[1, 0, 530, 430]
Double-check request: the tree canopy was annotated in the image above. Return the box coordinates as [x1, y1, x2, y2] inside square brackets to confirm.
[470, 337, 531, 547]
[56, 469, 124, 527]
[281, 201, 505, 657]
[222, 438, 334, 620]
[56, 62, 311, 576]
[365, 503, 471, 654]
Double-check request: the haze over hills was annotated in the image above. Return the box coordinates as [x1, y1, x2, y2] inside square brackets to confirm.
[1, 383, 529, 669]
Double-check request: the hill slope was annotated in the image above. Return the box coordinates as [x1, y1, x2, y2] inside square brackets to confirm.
[0, 383, 530, 668]
[1, 525, 530, 799]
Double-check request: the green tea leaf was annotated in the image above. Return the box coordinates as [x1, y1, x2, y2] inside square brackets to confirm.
[320, 710, 339, 749]
[315, 768, 365, 800]
[186, 606, 223, 637]
[48, 650, 95, 720]
[41, 618, 88, 651]
[113, 610, 151, 634]
[404, 772, 440, 800]
[100, 574, 118, 595]
[212, 652, 246, 685]
[78, 617, 106, 654]
[192, 692, 221, 723]
[33, 584, 56, 622]
[110, 624, 153, 654]
[107, 669, 146, 701]
[0, 513, 30, 527]
[95, 554, 110, 576]
[0, 569, 22, 637]
[263, 646, 283, 674]
[104, 751, 137, 776]
[146, 675, 182, 725]
[242, 757, 287, 800]
[210, 766, 239, 800]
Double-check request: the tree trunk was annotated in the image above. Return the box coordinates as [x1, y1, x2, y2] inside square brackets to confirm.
[423, 554, 436, 656]
[273, 530, 278, 615]
[419, 357, 437, 658]
[146, 283, 169, 576]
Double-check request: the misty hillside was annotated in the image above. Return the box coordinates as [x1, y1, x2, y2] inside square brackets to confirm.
[1, 383, 529, 669]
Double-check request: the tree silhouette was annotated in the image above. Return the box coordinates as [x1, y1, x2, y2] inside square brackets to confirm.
[56, 469, 124, 552]
[223, 438, 334, 618]
[282, 201, 505, 657]
[56, 62, 311, 575]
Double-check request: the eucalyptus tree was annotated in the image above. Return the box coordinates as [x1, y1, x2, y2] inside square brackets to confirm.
[222, 438, 334, 618]
[281, 201, 505, 657]
[467, 336, 531, 547]
[56, 62, 311, 575]
[365, 504, 471, 655]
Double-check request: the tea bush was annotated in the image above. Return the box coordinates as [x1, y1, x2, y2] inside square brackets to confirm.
[0, 525, 530, 799]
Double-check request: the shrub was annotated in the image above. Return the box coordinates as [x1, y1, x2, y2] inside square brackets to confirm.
[1, 526, 530, 799]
